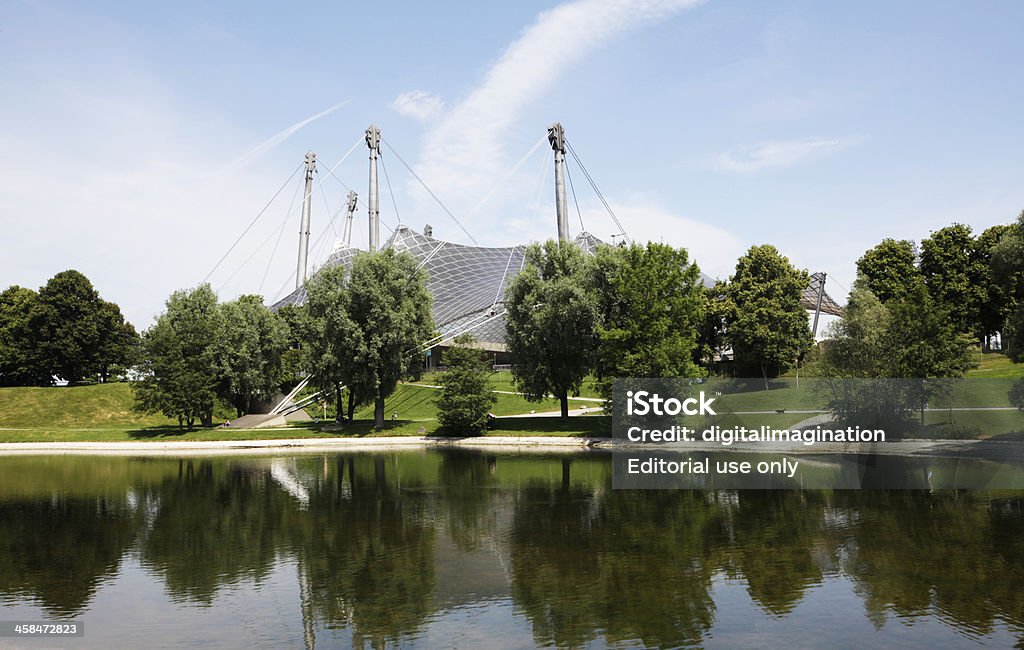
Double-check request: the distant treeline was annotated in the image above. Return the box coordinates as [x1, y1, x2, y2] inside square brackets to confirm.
[0, 270, 138, 386]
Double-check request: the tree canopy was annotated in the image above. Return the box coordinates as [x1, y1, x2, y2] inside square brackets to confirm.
[133, 285, 222, 430]
[856, 238, 921, 304]
[724, 245, 813, 387]
[0, 271, 138, 385]
[505, 241, 598, 419]
[434, 334, 496, 435]
[589, 242, 705, 402]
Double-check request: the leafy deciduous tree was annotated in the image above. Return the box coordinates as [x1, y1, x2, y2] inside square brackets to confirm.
[505, 241, 598, 419]
[856, 238, 921, 304]
[434, 334, 496, 435]
[589, 242, 705, 402]
[133, 285, 222, 430]
[725, 245, 813, 388]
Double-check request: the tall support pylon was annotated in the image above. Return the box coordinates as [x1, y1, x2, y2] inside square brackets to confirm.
[366, 125, 381, 251]
[548, 123, 570, 242]
[811, 272, 827, 338]
[295, 151, 317, 289]
[343, 190, 357, 246]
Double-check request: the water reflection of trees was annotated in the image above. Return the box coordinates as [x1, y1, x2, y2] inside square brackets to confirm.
[0, 496, 138, 617]
[4, 454, 1024, 646]
[509, 484, 720, 648]
[295, 455, 436, 648]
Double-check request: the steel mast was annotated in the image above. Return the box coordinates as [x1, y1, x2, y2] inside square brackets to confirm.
[342, 190, 357, 246]
[366, 125, 381, 251]
[548, 123, 570, 242]
[295, 151, 317, 289]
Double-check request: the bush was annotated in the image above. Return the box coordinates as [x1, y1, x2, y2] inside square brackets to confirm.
[435, 335, 497, 436]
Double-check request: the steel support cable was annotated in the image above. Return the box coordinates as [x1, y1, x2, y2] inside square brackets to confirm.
[380, 137, 478, 244]
[218, 172, 308, 293]
[320, 164, 396, 237]
[408, 136, 545, 276]
[259, 215, 292, 296]
[379, 152, 403, 227]
[202, 162, 303, 284]
[255, 173, 304, 296]
[564, 158, 587, 235]
[565, 140, 632, 245]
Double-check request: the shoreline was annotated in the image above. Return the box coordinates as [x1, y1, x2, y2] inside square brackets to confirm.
[1, 436, 1024, 461]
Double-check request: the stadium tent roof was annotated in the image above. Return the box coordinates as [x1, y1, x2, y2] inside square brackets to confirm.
[273, 226, 843, 351]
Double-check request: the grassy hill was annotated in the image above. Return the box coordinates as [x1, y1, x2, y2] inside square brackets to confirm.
[0, 382, 175, 429]
[0, 380, 607, 442]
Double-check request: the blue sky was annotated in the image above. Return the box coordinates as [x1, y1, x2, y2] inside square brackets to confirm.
[2, 0, 1023, 328]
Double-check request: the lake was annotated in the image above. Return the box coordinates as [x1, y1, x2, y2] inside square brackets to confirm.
[1, 450, 1022, 648]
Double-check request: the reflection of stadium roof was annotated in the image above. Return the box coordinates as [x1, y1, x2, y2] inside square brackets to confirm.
[273, 226, 843, 350]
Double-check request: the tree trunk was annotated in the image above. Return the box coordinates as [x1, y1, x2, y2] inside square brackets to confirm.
[200, 410, 213, 429]
[335, 385, 343, 419]
[347, 390, 356, 421]
[761, 364, 769, 390]
[186, 416, 195, 432]
[374, 389, 385, 429]
[560, 392, 569, 419]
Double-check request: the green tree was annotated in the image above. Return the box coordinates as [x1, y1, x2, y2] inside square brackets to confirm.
[133, 285, 222, 430]
[305, 265, 375, 420]
[94, 300, 140, 383]
[589, 242, 705, 401]
[215, 295, 289, 417]
[883, 282, 973, 380]
[0, 286, 48, 386]
[856, 238, 922, 303]
[30, 270, 107, 383]
[919, 223, 987, 338]
[821, 280, 889, 378]
[724, 245, 813, 388]
[694, 281, 728, 369]
[344, 250, 434, 429]
[434, 334, 496, 435]
[505, 240, 598, 419]
[976, 224, 1014, 348]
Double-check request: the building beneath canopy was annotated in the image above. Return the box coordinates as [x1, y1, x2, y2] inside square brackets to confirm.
[272, 225, 844, 364]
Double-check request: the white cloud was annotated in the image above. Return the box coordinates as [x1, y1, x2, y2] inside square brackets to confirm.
[229, 100, 350, 169]
[412, 0, 705, 226]
[712, 137, 856, 173]
[391, 90, 445, 122]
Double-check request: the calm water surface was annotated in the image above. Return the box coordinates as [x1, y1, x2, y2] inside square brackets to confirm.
[1, 450, 1023, 648]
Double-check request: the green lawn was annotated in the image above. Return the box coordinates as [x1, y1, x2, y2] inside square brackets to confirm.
[967, 352, 1024, 378]
[411, 371, 603, 399]
[0, 381, 608, 442]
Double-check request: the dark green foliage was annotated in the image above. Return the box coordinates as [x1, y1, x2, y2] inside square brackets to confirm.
[821, 280, 972, 431]
[856, 238, 921, 303]
[305, 264, 373, 420]
[305, 251, 434, 428]
[883, 283, 973, 380]
[133, 285, 222, 431]
[589, 242, 705, 402]
[0, 286, 48, 386]
[724, 245, 813, 387]
[1009, 378, 1024, 414]
[0, 271, 139, 385]
[919, 223, 988, 337]
[505, 241, 598, 419]
[434, 335, 497, 435]
[215, 295, 289, 417]
[976, 224, 1014, 346]
[695, 281, 728, 368]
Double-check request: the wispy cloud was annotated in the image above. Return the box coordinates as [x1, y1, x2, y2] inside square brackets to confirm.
[230, 100, 350, 168]
[412, 0, 705, 232]
[712, 137, 856, 173]
[391, 90, 445, 122]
